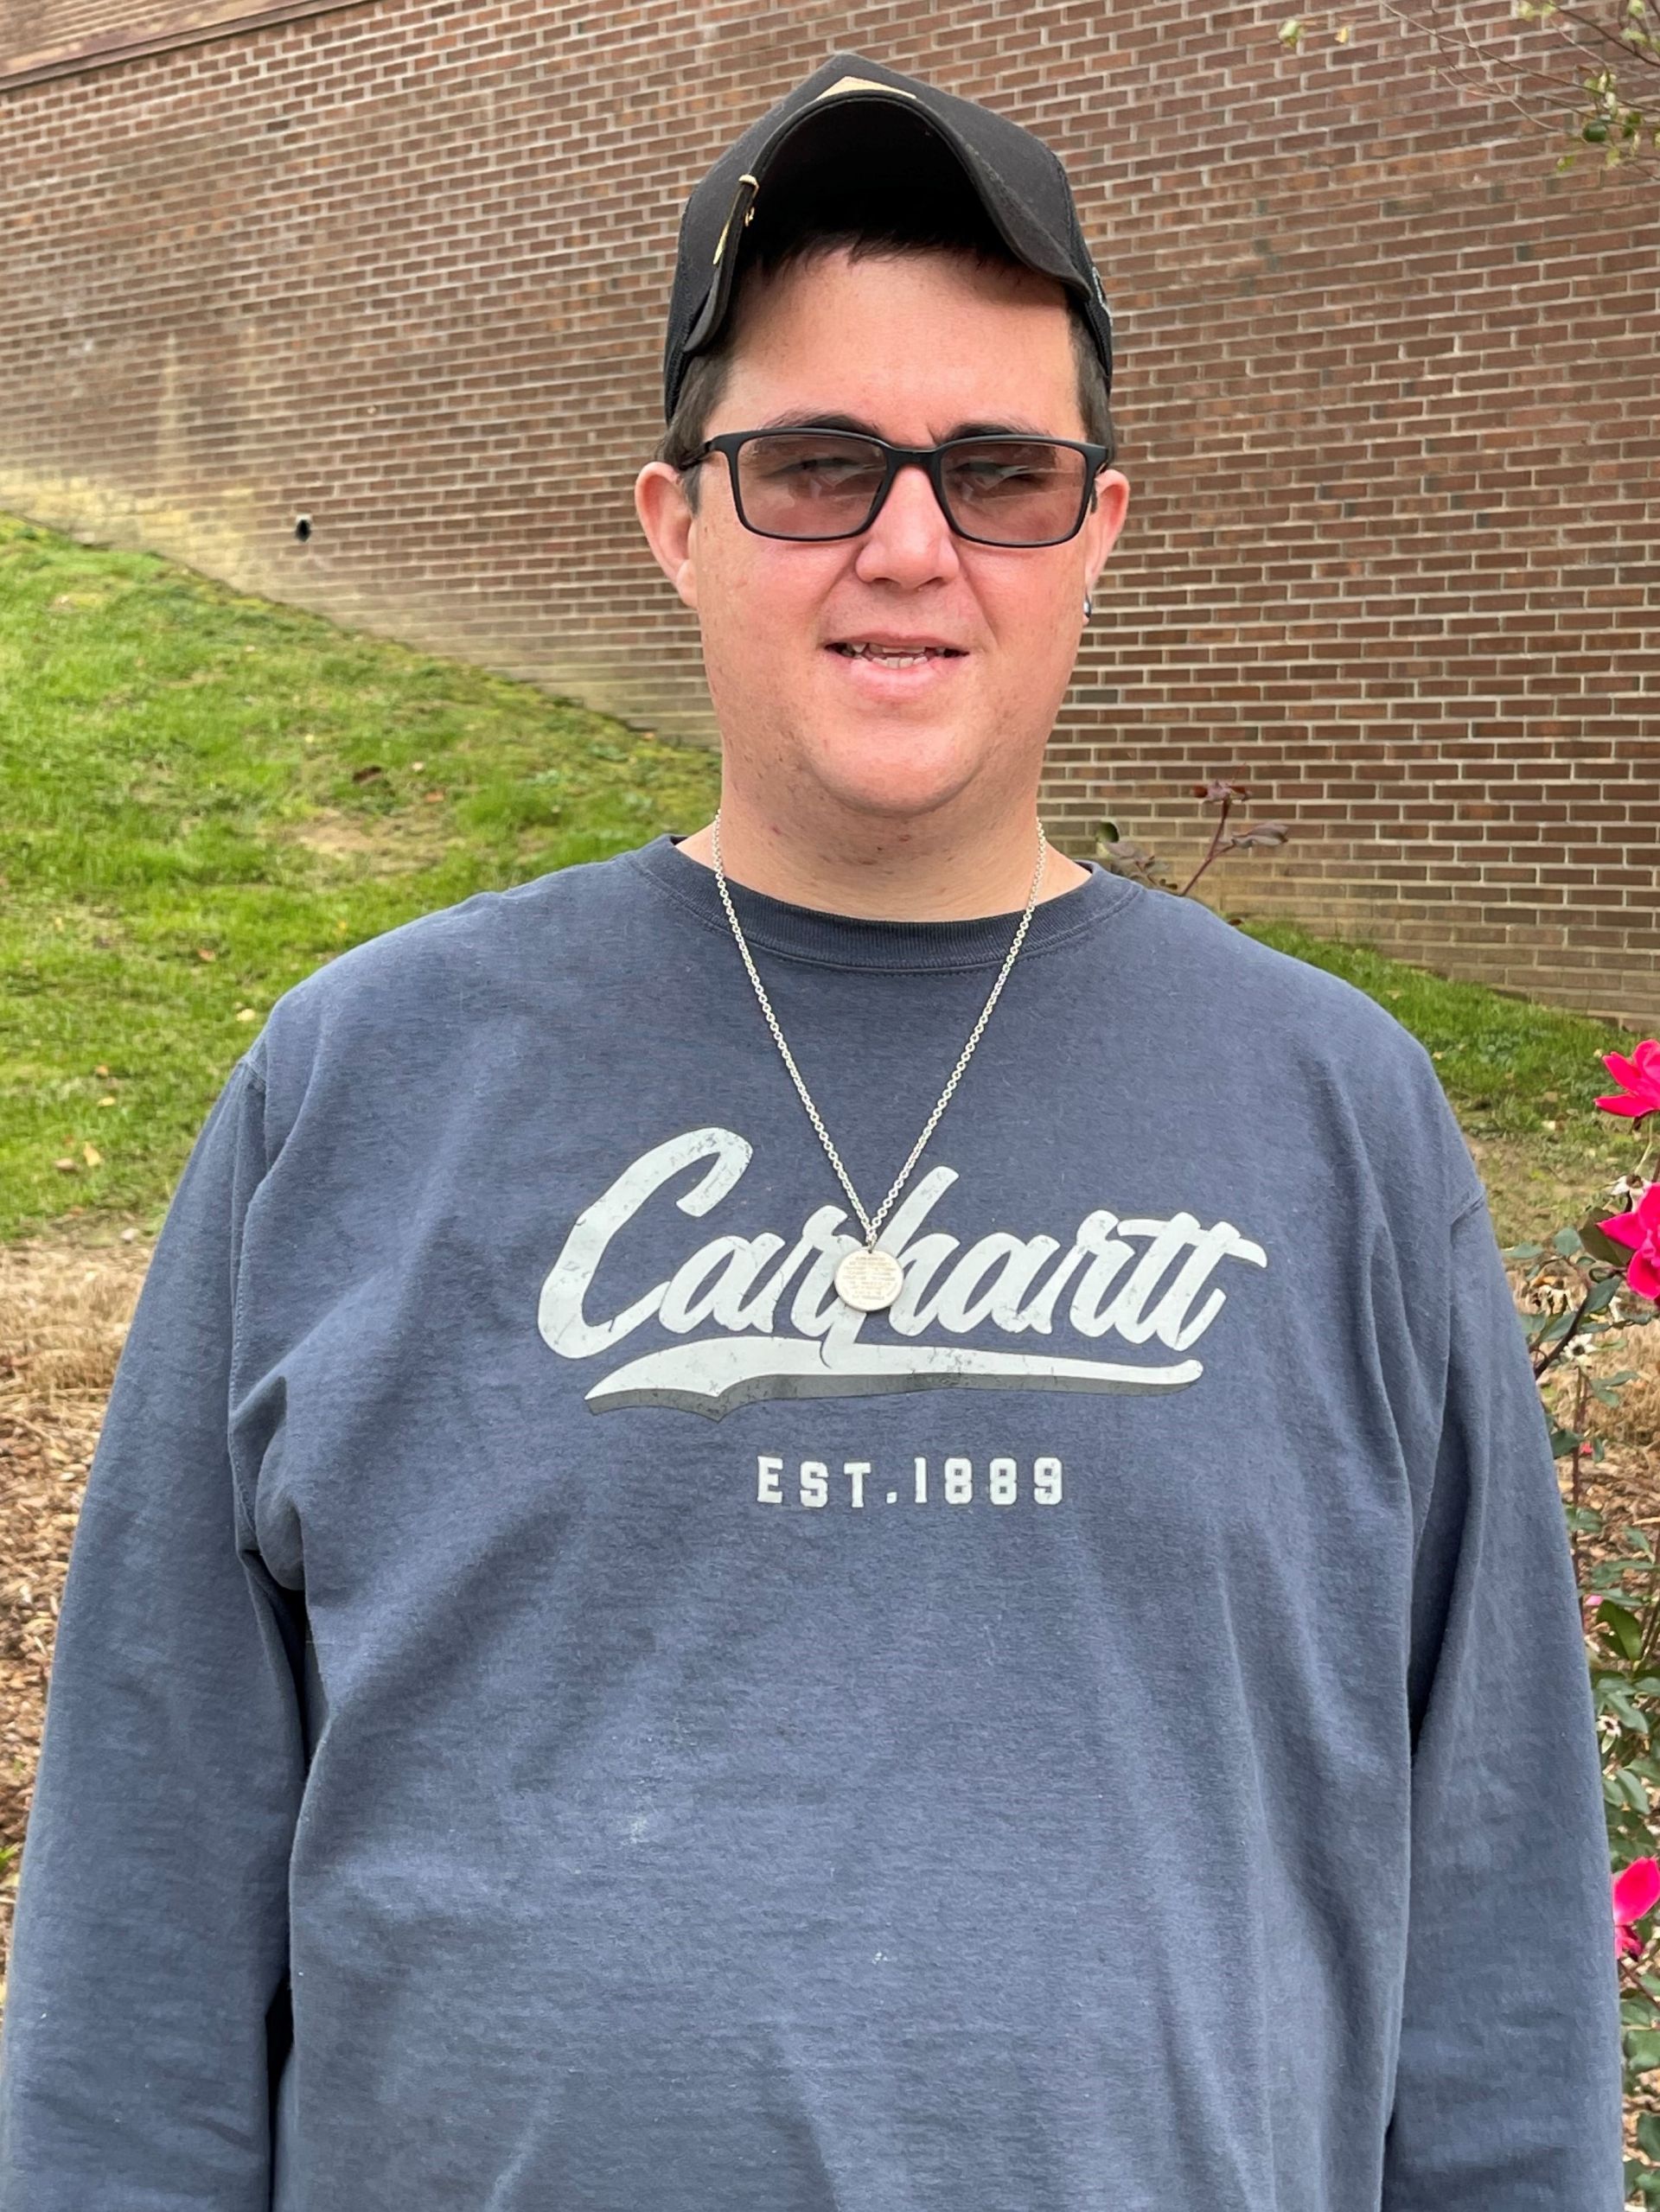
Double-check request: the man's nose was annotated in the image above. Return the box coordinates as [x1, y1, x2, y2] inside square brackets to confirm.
[852, 461, 961, 589]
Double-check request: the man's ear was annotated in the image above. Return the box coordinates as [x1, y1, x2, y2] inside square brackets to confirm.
[635, 462, 699, 611]
[1083, 468, 1130, 599]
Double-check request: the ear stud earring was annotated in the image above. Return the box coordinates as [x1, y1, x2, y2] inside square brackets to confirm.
[1082, 595, 1094, 622]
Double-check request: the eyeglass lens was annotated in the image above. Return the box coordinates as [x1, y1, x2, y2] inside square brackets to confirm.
[731, 432, 1090, 545]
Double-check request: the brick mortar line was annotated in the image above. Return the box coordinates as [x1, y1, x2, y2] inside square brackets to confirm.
[0, 0, 381, 94]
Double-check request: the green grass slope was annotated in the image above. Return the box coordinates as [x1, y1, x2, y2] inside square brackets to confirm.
[0, 509, 1640, 1247]
[0, 513, 718, 1240]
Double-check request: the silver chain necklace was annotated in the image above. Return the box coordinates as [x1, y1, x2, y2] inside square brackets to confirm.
[709, 811, 1050, 1314]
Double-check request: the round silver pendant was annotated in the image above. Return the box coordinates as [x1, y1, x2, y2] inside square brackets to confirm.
[835, 1246, 904, 1313]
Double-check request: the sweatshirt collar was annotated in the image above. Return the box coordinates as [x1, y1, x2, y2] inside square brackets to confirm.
[627, 831, 1140, 972]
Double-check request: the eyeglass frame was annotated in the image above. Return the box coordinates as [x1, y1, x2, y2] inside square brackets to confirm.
[689, 427, 1113, 548]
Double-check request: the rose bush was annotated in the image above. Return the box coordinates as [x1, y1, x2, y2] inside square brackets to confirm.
[1507, 1037, 1660, 2202]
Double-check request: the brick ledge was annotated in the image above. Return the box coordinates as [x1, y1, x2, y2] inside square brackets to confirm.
[0, 0, 376, 93]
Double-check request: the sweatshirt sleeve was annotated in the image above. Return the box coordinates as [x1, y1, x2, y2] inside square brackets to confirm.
[1382, 1192, 1625, 2209]
[0, 1053, 307, 2209]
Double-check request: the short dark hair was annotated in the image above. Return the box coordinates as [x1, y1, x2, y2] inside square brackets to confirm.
[657, 189, 1116, 499]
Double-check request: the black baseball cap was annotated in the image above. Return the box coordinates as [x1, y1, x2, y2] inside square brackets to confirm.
[661, 52, 1114, 423]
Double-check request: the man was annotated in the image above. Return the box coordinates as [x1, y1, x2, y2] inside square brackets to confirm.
[0, 52, 1623, 2211]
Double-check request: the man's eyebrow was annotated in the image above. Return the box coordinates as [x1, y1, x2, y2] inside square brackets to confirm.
[754, 410, 883, 435]
[751, 410, 1062, 441]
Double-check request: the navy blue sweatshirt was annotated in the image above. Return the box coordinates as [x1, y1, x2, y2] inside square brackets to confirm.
[0, 834, 1624, 2208]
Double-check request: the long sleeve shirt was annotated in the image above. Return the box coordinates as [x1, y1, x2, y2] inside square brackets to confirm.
[0, 832, 1625, 2209]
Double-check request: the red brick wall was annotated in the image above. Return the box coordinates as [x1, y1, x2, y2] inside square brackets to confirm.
[2, 0, 1655, 1025]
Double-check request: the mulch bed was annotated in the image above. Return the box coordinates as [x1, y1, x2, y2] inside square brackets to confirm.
[0, 1230, 152, 1992]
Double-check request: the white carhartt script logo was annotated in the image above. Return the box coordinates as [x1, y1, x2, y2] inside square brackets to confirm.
[537, 1127, 1267, 1420]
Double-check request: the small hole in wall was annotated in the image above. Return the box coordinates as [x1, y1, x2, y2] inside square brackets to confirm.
[294, 516, 311, 542]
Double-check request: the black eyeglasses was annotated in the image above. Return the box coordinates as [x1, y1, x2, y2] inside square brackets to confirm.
[692, 428, 1110, 548]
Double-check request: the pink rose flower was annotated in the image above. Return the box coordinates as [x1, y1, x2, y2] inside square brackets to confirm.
[1599, 1182, 1660, 1304]
[1616, 1858, 1660, 1959]
[1597, 1038, 1660, 1123]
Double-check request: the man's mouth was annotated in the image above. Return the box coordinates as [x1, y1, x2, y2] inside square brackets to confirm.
[828, 641, 967, 668]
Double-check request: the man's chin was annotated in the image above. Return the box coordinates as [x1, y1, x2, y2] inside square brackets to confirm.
[802, 732, 988, 824]
[803, 640, 982, 727]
